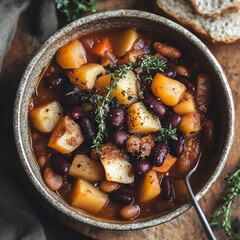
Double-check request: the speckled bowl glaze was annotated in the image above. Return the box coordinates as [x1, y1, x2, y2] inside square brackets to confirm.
[14, 10, 234, 230]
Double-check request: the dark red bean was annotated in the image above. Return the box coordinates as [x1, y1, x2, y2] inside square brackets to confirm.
[50, 156, 70, 176]
[169, 132, 186, 157]
[151, 142, 168, 167]
[175, 76, 195, 94]
[110, 190, 134, 205]
[161, 176, 174, 201]
[63, 153, 74, 163]
[163, 68, 176, 79]
[134, 160, 152, 176]
[66, 106, 83, 121]
[80, 116, 96, 140]
[109, 106, 126, 129]
[112, 129, 130, 147]
[161, 113, 182, 128]
[143, 94, 167, 118]
[59, 84, 82, 106]
[45, 74, 67, 89]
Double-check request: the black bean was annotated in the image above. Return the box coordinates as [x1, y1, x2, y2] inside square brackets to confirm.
[134, 160, 152, 176]
[110, 190, 133, 205]
[112, 129, 130, 147]
[163, 68, 176, 79]
[109, 106, 126, 129]
[161, 113, 182, 128]
[175, 76, 195, 94]
[151, 142, 168, 167]
[143, 94, 167, 118]
[80, 116, 96, 140]
[169, 132, 186, 157]
[45, 74, 67, 89]
[50, 156, 70, 176]
[161, 176, 174, 201]
[66, 106, 83, 121]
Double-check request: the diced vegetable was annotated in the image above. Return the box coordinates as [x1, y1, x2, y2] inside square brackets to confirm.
[127, 102, 161, 134]
[92, 37, 112, 57]
[70, 178, 108, 214]
[153, 154, 177, 173]
[115, 28, 139, 57]
[151, 73, 186, 106]
[68, 63, 105, 90]
[29, 101, 63, 133]
[173, 92, 196, 114]
[48, 116, 84, 154]
[196, 73, 212, 113]
[179, 112, 201, 138]
[56, 40, 87, 69]
[138, 170, 161, 203]
[69, 154, 105, 182]
[100, 144, 134, 184]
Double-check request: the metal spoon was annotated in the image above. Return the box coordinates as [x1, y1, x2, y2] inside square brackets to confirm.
[185, 156, 216, 240]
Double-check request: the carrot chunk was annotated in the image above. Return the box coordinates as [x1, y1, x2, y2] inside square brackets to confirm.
[92, 37, 112, 57]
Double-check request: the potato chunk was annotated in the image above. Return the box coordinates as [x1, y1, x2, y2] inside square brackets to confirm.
[70, 178, 108, 214]
[56, 40, 87, 69]
[151, 73, 186, 106]
[69, 154, 105, 182]
[127, 102, 161, 134]
[179, 112, 201, 138]
[173, 92, 196, 114]
[29, 101, 63, 133]
[115, 28, 139, 57]
[138, 170, 161, 203]
[68, 63, 105, 90]
[100, 144, 134, 184]
[48, 116, 84, 154]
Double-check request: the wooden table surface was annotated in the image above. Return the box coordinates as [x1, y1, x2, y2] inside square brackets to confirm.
[1, 1, 239, 239]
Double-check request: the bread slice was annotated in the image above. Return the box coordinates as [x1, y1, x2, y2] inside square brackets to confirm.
[190, 0, 240, 17]
[155, 0, 240, 43]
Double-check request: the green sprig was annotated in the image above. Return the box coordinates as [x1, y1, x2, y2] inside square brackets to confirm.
[155, 125, 178, 144]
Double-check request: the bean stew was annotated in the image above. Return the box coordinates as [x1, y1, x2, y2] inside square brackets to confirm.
[29, 28, 215, 221]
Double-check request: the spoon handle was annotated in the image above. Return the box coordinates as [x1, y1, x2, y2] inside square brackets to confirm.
[185, 177, 216, 240]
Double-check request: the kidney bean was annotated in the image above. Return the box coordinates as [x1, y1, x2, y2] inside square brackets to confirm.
[169, 132, 186, 157]
[153, 42, 181, 59]
[80, 116, 96, 139]
[100, 180, 119, 193]
[112, 129, 130, 147]
[45, 74, 67, 89]
[66, 106, 83, 121]
[38, 155, 47, 168]
[110, 190, 133, 205]
[134, 159, 152, 176]
[59, 84, 82, 106]
[120, 205, 140, 220]
[50, 156, 70, 176]
[161, 176, 174, 201]
[175, 66, 190, 77]
[43, 168, 63, 191]
[109, 106, 126, 129]
[163, 68, 176, 79]
[195, 73, 212, 113]
[151, 142, 168, 167]
[175, 76, 195, 94]
[161, 113, 182, 128]
[63, 153, 74, 162]
[143, 94, 167, 118]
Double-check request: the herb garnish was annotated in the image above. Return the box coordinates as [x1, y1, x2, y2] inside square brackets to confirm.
[155, 125, 178, 144]
[55, 0, 97, 22]
[211, 167, 240, 239]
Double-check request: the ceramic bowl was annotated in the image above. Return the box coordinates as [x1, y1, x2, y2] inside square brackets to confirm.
[14, 10, 234, 230]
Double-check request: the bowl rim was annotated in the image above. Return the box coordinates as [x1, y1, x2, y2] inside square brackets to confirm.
[14, 9, 235, 230]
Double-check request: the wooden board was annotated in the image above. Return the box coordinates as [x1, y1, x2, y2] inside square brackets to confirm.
[0, 1, 239, 239]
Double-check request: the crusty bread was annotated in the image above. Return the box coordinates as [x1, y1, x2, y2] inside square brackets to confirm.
[190, 0, 240, 17]
[156, 0, 240, 43]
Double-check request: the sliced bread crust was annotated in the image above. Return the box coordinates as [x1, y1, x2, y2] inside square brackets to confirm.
[190, 0, 240, 17]
[156, 0, 240, 43]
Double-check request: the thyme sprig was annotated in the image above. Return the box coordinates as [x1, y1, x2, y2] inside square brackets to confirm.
[155, 125, 178, 144]
[211, 167, 240, 239]
[55, 0, 97, 22]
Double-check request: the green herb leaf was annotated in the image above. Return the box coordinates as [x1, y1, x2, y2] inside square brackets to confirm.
[211, 167, 240, 239]
[155, 125, 178, 144]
